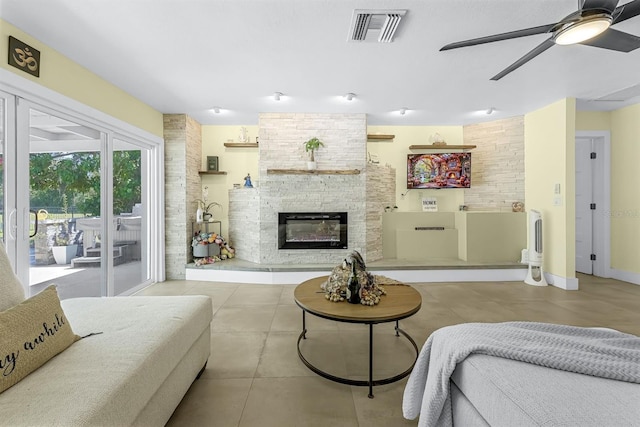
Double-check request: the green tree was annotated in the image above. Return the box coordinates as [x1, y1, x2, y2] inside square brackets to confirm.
[29, 150, 140, 216]
[113, 150, 141, 214]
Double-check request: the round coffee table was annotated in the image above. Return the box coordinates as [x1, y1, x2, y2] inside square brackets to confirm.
[294, 276, 422, 398]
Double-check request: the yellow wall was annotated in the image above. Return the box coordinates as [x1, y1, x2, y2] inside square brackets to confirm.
[367, 125, 465, 212]
[524, 98, 576, 279]
[201, 124, 465, 234]
[200, 125, 260, 237]
[575, 111, 611, 131]
[1, 19, 163, 137]
[610, 104, 640, 274]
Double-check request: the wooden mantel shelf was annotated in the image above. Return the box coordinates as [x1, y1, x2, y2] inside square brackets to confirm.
[198, 170, 227, 175]
[224, 142, 259, 148]
[367, 134, 395, 140]
[267, 169, 361, 175]
[409, 144, 476, 150]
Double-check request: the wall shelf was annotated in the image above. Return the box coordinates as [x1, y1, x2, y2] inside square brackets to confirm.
[367, 134, 395, 141]
[409, 144, 476, 150]
[267, 169, 361, 175]
[198, 171, 227, 175]
[224, 142, 258, 148]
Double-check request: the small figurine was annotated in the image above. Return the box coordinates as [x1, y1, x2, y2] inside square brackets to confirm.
[244, 173, 253, 188]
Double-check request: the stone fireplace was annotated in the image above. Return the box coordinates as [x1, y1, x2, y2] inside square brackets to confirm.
[228, 113, 395, 264]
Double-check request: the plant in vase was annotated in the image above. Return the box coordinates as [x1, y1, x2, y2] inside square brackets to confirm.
[51, 220, 81, 265]
[194, 200, 223, 222]
[303, 137, 324, 170]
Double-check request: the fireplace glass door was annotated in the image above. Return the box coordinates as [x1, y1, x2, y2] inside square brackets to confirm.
[278, 212, 347, 249]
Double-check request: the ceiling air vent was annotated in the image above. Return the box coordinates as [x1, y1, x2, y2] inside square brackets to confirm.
[593, 83, 640, 102]
[349, 9, 407, 43]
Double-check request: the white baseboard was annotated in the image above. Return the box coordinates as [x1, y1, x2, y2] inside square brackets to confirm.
[186, 268, 331, 284]
[610, 269, 640, 286]
[186, 267, 528, 285]
[546, 273, 579, 290]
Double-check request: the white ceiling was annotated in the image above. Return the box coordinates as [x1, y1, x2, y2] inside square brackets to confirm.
[2, 0, 639, 126]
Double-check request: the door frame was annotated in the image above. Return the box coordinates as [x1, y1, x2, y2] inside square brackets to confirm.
[0, 68, 165, 292]
[0, 90, 18, 270]
[575, 130, 611, 278]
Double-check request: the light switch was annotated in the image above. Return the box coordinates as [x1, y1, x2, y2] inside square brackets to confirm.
[554, 183, 561, 194]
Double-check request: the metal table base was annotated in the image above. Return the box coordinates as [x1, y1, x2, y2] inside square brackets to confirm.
[296, 310, 419, 398]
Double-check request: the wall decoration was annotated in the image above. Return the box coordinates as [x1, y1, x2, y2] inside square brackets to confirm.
[422, 197, 438, 212]
[8, 36, 40, 77]
[207, 156, 219, 171]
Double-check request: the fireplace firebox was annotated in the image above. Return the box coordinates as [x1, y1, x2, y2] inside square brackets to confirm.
[278, 212, 347, 249]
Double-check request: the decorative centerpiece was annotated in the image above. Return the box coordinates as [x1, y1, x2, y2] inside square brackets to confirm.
[321, 251, 395, 306]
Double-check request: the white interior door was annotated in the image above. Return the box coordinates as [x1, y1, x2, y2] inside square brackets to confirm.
[575, 140, 593, 274]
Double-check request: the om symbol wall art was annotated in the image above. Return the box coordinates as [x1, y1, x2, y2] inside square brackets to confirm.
[8, 36, 40, 78]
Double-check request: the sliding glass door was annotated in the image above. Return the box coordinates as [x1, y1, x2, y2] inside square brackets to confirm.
[0, 93, 159, 298]
[0, 90, 17, 270]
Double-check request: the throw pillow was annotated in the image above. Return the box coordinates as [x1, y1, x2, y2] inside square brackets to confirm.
[0, 244, 25, 311]
[0, 285, 80, 393]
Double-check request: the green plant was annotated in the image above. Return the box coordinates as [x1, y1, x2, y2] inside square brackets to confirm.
[195, 199, 222, 214]
[53, 220, 80, 246]
[303, 137, 324, 162]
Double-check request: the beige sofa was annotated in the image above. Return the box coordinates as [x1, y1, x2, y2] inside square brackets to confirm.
[0, 247, 212, 426]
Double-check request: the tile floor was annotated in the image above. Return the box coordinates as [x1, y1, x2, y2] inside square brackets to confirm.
[134, 274, 640, 426]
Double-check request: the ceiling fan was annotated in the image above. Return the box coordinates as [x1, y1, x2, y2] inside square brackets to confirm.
[441, 0, 640, 80]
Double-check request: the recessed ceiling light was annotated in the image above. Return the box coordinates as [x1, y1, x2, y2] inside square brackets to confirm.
[345, 93, 356, 101]
[274, 92, 283, 101]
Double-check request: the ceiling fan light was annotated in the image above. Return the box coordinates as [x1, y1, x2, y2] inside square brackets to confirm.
[554, 15, 611, 45]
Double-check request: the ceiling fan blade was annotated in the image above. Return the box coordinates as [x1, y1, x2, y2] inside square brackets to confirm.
[490, 38, 555, 81]
[580, 28, 640, 51]
[580, 0, 619, 13]
[612, 0, 640, 23]
[440, 24, 556, 51]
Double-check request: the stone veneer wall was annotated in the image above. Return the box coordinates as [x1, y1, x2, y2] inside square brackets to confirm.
[229, 113, 394, 264]
[259, 113, 366, 264]
[163, 114, 201, 279]
[228, 187, 260, 263]
[463, 116, 525, 211]
[366, 164, 396, 261]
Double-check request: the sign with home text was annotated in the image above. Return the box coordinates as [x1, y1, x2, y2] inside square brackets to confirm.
[8, 36, 40, 77]
[422, 197, 438, 212]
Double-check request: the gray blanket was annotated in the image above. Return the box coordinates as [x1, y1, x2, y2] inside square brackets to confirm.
[402, 322, 640, 427]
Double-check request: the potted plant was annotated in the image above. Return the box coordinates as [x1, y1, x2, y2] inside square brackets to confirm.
[51, 220, 80, 265]
[303, 137, 324, 170]
[195, 200, 223, 222]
